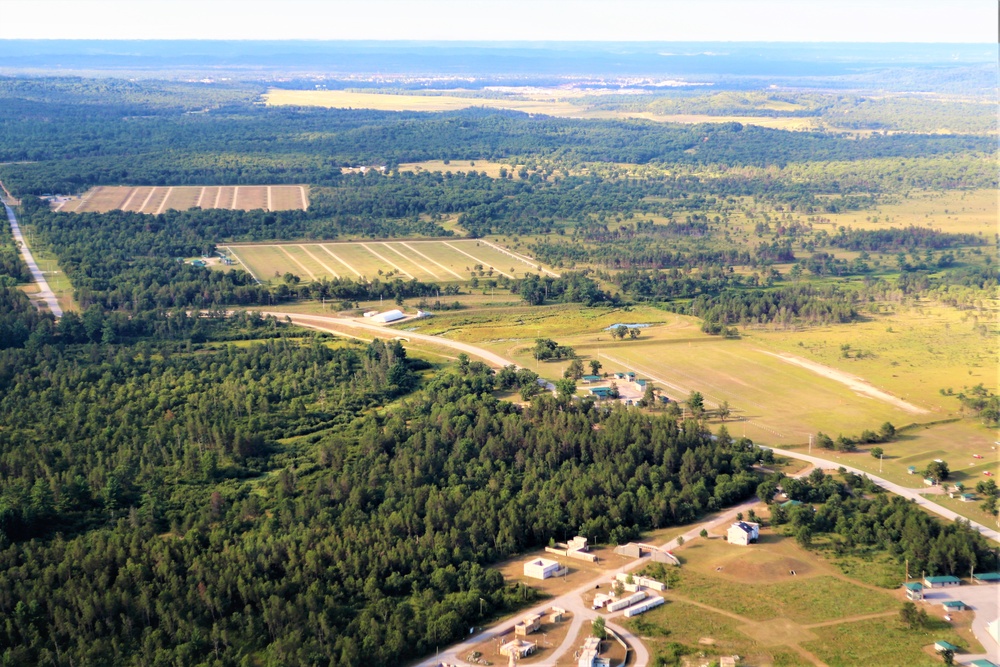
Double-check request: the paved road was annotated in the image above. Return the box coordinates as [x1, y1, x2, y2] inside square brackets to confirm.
[266, 312, 516, 368]
[5, 203, 62, 317]
[411, 496, 763, 667]
[267, 310, 1000, 663]
[765, 447, 1000, 545]
[925, 584, 1000, 666]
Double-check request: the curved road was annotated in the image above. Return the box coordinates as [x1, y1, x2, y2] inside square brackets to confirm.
[266, 311, 1000, 665]
[5, 203, 62, 317]
[266, 312, 517, 369]
[764, 447, 1000, 545]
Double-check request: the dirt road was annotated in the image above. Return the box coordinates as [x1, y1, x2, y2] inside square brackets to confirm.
[759, 350, 929, 415]
[267, 312, 518, 369]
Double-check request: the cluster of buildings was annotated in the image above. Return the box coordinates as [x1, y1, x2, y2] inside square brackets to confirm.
[582, 372, 666, 406]
[545, 536, 597, 562]
[592, 572, 667, 618]
[900, 573, 1000, 662]
[614, 542, 680, 565]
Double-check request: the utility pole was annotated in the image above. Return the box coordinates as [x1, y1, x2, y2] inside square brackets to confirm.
[808, 434, 813, 454]
[880, 453, 883, 474]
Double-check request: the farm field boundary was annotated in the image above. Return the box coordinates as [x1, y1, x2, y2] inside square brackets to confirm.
[221, 239, 550, 284]
[51, 185, 309, 214]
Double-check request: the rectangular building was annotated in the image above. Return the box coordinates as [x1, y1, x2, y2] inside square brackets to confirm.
[524, 557, 563, 580]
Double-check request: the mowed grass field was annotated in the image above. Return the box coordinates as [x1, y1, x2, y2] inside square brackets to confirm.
[413, 305, 921, 445]
[53, 185, 309, 214]
[628, 529, 975, 667]
[224, 239, 551, 284]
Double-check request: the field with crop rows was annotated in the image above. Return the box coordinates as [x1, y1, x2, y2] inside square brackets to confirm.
[224, 238, 552, 284]
[51, 185, 309, 213]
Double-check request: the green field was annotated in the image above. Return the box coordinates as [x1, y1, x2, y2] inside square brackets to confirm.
[411, 304, 921, 444]
[802, 616, 969, 667]
[627, 529, 977, 667]
[225, 239, 551, 284]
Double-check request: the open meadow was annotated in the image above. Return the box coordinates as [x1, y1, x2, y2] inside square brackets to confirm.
[811, 188, 997, 235]
[224, 238, 550, 284]
[627, 525, 980, 666]
[51, 185, 309, 213]
[264, 89, 585, 115]
[407, 304, 932, 445]
[264, 89, 824, 130]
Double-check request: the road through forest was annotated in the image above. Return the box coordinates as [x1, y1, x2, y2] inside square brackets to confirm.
[271, 311, 999, 666]
[5, 203, 62, 317]
[279, 312, 1000, 545]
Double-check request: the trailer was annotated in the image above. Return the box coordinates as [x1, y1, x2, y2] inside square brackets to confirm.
[606, 590, 647, 613]
[623, 595, 665, 618]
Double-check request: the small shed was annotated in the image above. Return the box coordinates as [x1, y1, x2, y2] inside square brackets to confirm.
[933, 640, 959, 653]
[903, 582, 924, 601]
[514, 613, 542, 636]
[961, 493, 975, 502]
[924, 478, 937, 486]
[924, 575, 961, 588]
[907, 466, 917, 474]
[941, 600, 967, 611]
[973, 572, 1000, 584]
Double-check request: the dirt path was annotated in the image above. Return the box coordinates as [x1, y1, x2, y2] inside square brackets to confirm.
[759, 350, 929, 415]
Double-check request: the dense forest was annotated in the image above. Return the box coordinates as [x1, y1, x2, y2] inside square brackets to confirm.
[0, 77, 995, 195]
[0, 294, 767, 665]
[0, 74, 996, 666]
[759, 469, 997, 578]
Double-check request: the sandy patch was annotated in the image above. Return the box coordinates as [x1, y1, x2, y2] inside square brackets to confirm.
[759, 350, 929, 415]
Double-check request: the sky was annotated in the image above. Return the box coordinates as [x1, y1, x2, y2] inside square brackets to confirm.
[0, 0, 994, 42]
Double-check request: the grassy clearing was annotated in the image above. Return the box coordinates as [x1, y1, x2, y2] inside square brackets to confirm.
[673, 538, 898, 624]
[263, 89, 584, 115]
[625, 599, 807, 666]
[398, 159, 519, 178]
[813, 188, 997, 235]
[802, 615, 968, 667]
[745, 300, 997, 417]
[777, 418, 999, 489]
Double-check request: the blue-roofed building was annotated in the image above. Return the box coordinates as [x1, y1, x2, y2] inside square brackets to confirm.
[970, 659, 998, 667]
[902, 582, 924, 600]
[934, 640, 960, 653]
[973, 572, 1000, 583]
[941, 600, 967, 611]
[924, 575, 961, 588]
[589, 387, 612, 398]
[581, 375, 603, 384]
